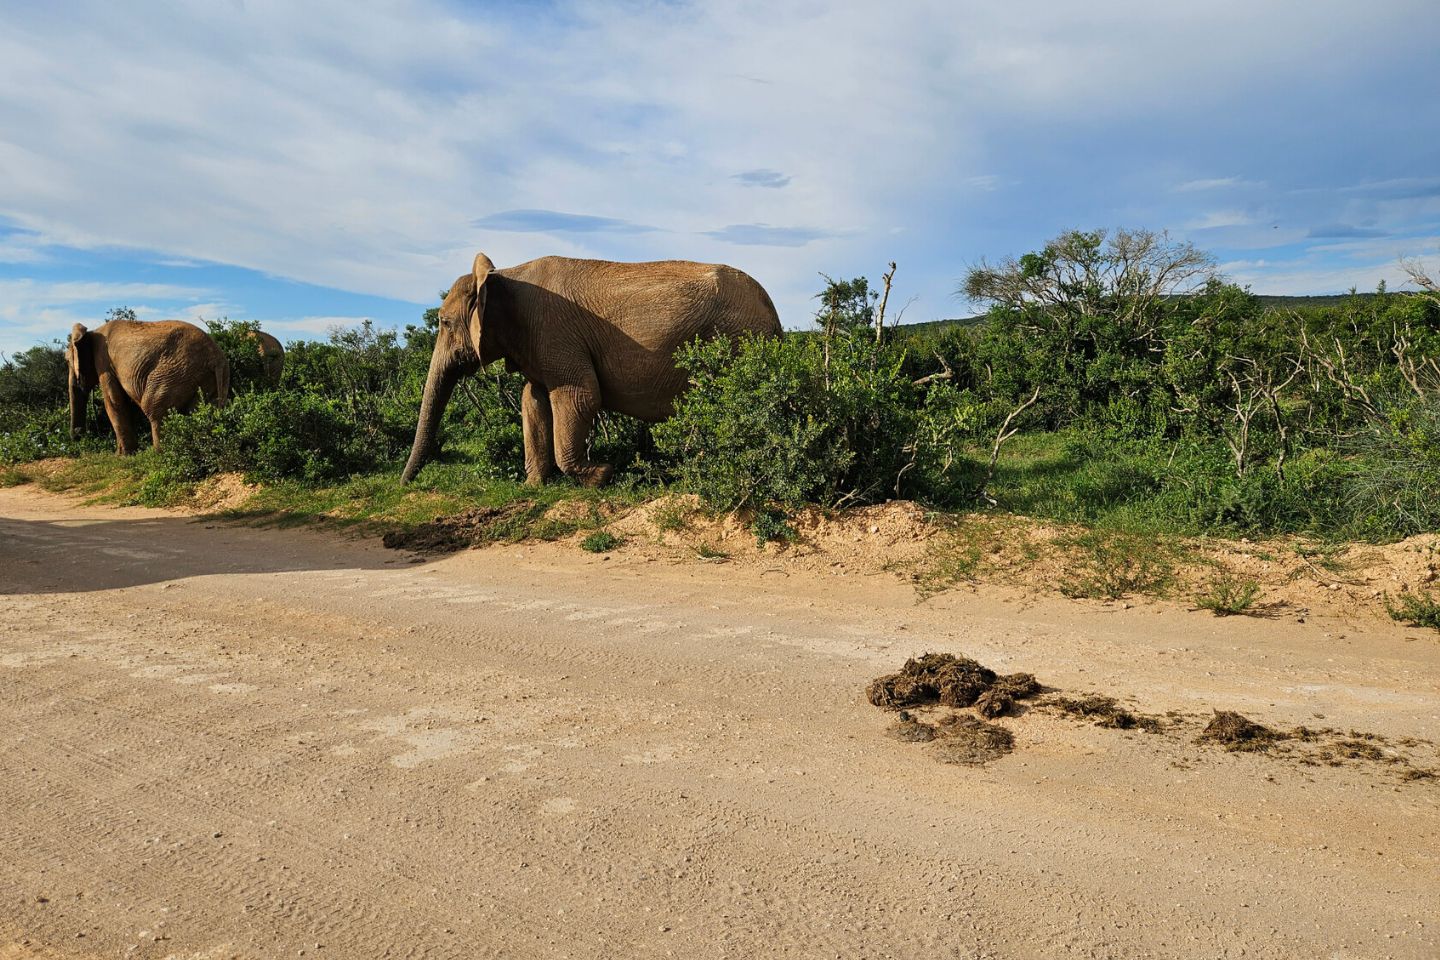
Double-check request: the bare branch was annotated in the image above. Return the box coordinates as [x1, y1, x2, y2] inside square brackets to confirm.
[874, 262, 897, 343]
[974, 385, 1041, 504]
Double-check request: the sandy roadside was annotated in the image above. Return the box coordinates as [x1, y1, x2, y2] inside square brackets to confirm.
[1, 484, 1437, 959]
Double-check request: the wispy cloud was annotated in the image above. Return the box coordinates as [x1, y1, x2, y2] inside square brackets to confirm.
[732, 169, 791, 189]
[962, 175, 1004, 192]
[1175, 177, 1263, 193]
[703, 224, 833, 247]
[1186, 210, 1258, 230]
[1306, 223, 1387, 239]
[472, 210, 657, 235]
[1335, 177, 1440, 199]
[0, 279, 209, 307]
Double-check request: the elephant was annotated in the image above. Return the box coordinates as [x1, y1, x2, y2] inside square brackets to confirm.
[247, 329, 285, 386]
[68, 319, 230, 454]
[401, 253, 782, 486]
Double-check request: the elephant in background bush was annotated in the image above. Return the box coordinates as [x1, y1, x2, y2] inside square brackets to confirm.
[401, 252, 783, 487]
[248, 329, 285, 387]
[68, 319, 229, 454]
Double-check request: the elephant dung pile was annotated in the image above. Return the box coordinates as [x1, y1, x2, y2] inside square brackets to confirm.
[867, 652, 1040, 719]
[1195, 710, 1286, 752]
[1043, 694, 1165, 733]
[885, 709, 1016, 766]
[869, 653, 1041, 766]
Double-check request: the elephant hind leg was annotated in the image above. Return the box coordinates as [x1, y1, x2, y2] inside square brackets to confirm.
[549, 380, 612, 487]
[522, 381, 558, 486]
[99, 377, 141, 455]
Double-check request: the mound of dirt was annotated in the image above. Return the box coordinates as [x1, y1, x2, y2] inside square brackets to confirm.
[189, 472, 256, 511]
[1195, 711, 1285, 752]
[382, 501, 537, 553]
[1045, 694, 1164, 733]
[866, 653, 1040, 715]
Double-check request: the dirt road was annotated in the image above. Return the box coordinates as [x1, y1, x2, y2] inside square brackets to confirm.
[2, 486, 1437, 959]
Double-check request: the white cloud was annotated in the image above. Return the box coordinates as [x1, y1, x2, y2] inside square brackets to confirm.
[1186, 210, 1258, 230]
[1221, 234, 1440, 294]
[1175, 177, 1264, 193]
[0, 278, 217, 353]
[264, 316, 382, 337]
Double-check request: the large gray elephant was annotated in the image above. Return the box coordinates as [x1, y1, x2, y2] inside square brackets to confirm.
[68, 319, 230, 454]
[401, 253, 782, 486]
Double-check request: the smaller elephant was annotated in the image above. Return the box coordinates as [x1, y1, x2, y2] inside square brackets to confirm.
[247, 329, 285, 386]
[68, 319, 230, 454]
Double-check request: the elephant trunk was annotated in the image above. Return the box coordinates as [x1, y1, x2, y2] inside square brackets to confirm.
[68, 374, 88, 439]
[400, 352, 459, 485]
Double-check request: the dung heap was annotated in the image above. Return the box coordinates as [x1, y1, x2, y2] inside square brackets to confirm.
[867, 652, 1041, 719]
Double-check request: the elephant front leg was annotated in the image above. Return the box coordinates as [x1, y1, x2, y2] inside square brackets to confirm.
[522, 381, 557, 485]
[549, 381, 613, 487]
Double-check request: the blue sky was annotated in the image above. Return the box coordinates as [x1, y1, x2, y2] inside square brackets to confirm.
[2, 0, 1438, 355]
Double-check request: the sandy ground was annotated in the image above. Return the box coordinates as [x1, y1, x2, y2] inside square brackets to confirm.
[1, 485, 1438, 960]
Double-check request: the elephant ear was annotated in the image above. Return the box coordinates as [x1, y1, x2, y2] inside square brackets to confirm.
[471, 252, 497, 365]
[68, 323, 94, 386]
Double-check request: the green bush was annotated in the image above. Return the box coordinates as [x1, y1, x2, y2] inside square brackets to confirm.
[1196, 575, 1262, 616]
[0, 343, 68, 409]
[160, 390, 379, 484]
[0, 406, 110, 464]
[580, 530, 621, 553]
[654, 333, 977, 519]
[1341, 395, 1440, 538]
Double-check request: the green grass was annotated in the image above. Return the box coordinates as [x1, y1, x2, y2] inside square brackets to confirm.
[694, 543, 729, 561]
[1386, 591, 1440, 631]
[1056, 528, 1178, 601]
[580, 530, 621, 553]
[1195, 575, 1262, 616]
[653, 499, 693, 533]
[0, 448, 650, 544]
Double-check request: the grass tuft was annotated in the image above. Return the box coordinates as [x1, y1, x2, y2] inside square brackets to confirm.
[1196, 574, 1262, 616]
[580, 530, 622, 553]
[1386, 590, 1440, 631]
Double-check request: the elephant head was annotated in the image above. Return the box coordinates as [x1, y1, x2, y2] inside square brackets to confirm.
[401, 253, 497, 484]
[67, 323, 97, 438]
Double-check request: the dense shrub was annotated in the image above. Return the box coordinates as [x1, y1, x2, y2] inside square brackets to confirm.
[0, 342, 112, 462]
[0, 406, 110, 463]
[1341, 395, 1440, 537]
[654, 333, 978, 519]
[0, 343, 68, 409]
[159, 390, 379, 483]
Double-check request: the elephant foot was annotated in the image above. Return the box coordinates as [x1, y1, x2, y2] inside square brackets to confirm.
[568, 463, 613, 488]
